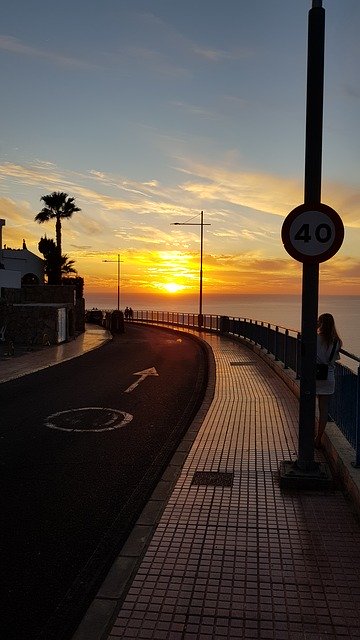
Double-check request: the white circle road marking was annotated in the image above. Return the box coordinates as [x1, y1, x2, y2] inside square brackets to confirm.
[44, 407, 133, 432]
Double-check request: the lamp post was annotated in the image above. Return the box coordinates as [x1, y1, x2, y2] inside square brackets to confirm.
[103, 254, 122, 311]
[171, 210, 211, 328]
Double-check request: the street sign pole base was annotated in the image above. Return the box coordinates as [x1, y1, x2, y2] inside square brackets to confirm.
[279, 460, 333, 490]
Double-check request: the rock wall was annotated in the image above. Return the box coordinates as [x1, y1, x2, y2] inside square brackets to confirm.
[0, 284, 85, 345]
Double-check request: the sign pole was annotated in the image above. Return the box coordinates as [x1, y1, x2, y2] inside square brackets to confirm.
[297, 1, 325, 472]
[279, 1, 342, 488]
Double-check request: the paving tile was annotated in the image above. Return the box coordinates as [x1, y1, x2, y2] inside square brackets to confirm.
[103, 330, 360, 639]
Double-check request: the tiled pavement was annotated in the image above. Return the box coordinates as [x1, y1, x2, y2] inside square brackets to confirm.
[77, 329, 360, 640]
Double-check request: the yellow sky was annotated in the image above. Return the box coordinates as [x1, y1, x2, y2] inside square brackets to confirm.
[0, 157, 359, 297]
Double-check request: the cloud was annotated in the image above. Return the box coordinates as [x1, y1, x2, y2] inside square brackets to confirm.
[212, 228, 275, 242]
[0, 197, 40, 248]
[178, 160, 302, 216]
[1, 158, 359, 289]
[0, 162, 65, 188]
[0, 163, 136, 213]
[322, 181, 360, 229]
[1, 159, 359, 236]
[176, 159, 360, 229]
[170, 101, 217, 118]
[0, 35, 97, 70]
[70, 244, 93, 251]
[113, 44, 190, 78]
[192, 46, 251, 62]
[109, 11, 251, 81]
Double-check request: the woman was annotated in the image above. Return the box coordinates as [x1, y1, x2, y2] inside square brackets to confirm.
[315, 313, 342, 448]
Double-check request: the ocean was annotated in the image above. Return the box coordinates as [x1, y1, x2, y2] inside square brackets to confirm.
[85, 293, 360, 362]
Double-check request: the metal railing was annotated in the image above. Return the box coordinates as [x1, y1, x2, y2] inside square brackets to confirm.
[130, 310, 360, 465]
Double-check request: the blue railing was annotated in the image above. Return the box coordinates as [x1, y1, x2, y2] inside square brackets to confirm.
[131, 309, 360, 465]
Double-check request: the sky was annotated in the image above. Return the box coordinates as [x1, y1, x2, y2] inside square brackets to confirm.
[0, 0, 359, 303]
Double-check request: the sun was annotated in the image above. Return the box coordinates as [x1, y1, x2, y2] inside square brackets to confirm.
[162, 282, 185, 294]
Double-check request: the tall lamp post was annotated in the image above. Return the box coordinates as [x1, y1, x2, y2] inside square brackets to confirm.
[171, 210, 211, 328]
[103, 254, 122, 311]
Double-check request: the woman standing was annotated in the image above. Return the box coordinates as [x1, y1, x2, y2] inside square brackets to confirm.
[315, 313, 342, 448]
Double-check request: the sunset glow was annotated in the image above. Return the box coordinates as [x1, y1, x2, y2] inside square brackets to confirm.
[161, 283, 186, 294]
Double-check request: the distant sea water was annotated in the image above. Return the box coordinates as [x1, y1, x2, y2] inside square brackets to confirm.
[85, 293, 360, 361]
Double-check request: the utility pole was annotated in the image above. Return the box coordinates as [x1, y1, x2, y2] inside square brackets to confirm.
[171, 211, 211, 328]
[103, 254, 122, 311]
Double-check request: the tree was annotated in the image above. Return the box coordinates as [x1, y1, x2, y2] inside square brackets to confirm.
[61, 254, 77, 275]
[35, 192, 80, 283]
[38, 236, 76, 284]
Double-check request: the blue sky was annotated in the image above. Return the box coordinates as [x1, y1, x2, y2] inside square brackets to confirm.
[0, 0, 359, 296]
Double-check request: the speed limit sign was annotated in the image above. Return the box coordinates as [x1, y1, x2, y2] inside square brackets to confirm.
[281, 202, 344, 263]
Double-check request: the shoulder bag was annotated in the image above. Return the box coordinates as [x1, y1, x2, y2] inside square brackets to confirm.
[316, 340, 337, 380]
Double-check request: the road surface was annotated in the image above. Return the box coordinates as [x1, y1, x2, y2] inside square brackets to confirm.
[0, 324, 208, 640]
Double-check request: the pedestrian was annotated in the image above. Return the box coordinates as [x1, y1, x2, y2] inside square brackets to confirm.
[124, 307, 129, 320]
[315, 313, 342, 448]
[129, 307, 133, 320]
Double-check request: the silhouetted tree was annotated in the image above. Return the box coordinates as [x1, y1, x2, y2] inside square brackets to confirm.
[35, 192, 80, 283]
[38, 236, 76, 284]
[61, 254, 76, 275]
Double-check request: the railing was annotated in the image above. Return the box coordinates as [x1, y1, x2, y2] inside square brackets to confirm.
[130, 310, 360, 466]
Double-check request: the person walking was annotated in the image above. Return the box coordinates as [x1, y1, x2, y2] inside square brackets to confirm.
[315, 313, 342, 448]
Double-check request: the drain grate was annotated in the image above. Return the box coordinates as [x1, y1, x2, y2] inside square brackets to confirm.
[230, 361, 257, 366]
[191, 471, 234, 487]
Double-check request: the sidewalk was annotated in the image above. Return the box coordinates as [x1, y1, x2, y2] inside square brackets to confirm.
[72, 328, 360, 640]
[0, 325, 112, 383]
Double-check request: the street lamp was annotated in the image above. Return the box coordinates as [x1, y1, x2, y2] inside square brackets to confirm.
[171, 210, 211, 328]
[103, 254, 123, 311]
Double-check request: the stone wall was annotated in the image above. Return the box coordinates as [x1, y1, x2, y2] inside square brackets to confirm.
[2, 285, 76, 304]
[0, 284, 86, 345]
[1, 304, 66, 347]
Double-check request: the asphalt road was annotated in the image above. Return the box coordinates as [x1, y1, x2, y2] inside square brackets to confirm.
[0, 324, 209, 640]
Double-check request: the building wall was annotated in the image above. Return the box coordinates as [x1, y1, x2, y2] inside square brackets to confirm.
[1, 248, 44, 283]
[0, 269, 21, 289]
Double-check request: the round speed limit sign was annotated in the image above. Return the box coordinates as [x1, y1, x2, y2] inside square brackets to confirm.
[281, 202, 344, 263]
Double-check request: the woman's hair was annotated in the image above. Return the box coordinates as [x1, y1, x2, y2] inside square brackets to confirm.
[318, 313, 342, 348]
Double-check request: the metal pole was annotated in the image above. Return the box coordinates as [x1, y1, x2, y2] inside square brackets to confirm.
[199, 210, 203, 318]
[117, 254, 120, 311]
[171, 212, 210, 329]
[355, 364, 360, 467]
[103, 255, 123, 311]
[297, 2, 325, 472]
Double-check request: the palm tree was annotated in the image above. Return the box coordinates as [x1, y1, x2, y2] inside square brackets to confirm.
[61, 254, 77, 275]
[38, 236, 76, 284]
[35, 192, 80, 283]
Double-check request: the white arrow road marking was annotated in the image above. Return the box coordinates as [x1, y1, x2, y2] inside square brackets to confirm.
[124, 367, 159, 394]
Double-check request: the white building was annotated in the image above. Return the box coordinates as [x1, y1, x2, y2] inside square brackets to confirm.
[0, 219, 44, 289]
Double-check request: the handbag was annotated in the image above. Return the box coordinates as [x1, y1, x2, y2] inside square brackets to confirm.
[316, 363, 328, 380]
[316, 340, 337, 380]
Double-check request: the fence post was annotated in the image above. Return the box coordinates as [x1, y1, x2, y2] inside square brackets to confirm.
[284, 329, 289, 369]
[354, 364, 360, 467]
[296, 332, 301, 379]
[274, 325, 279, 361]
[266, 323, 270, 353]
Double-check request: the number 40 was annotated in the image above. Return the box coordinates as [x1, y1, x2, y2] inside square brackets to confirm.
[294, 223, 332, 244]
